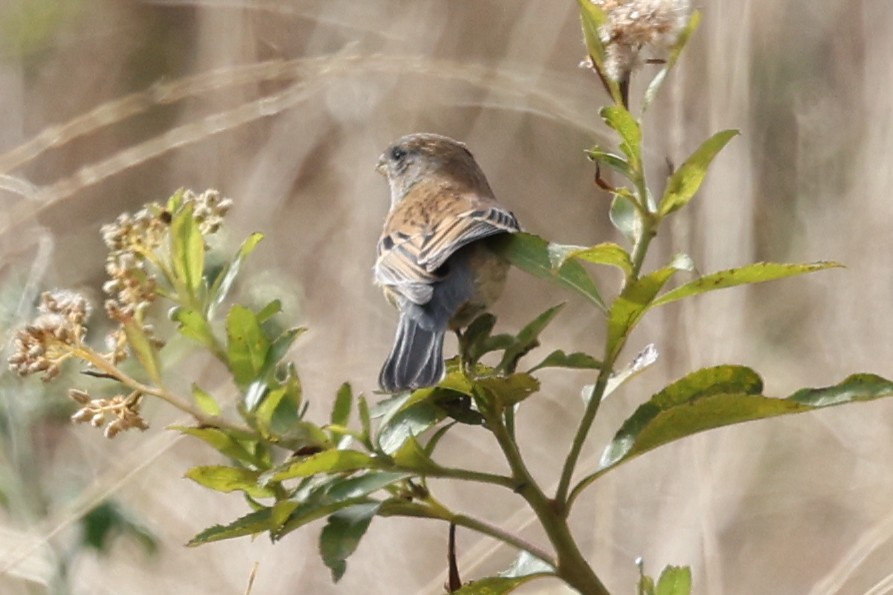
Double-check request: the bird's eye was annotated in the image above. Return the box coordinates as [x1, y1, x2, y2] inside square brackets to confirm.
[390, 146, 407, 161]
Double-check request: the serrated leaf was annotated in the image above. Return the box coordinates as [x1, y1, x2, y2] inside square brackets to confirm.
[226, 305, 270, 387]
[598, 371, 893, 474]
[331, 383, 353, 427]
[529, 349, 601, 373]
[652, 261, 843, 308]
[264, 450, 384, 483]
[643, 11, 701, 112]
[173, 426, 259, 465]
[192, 384, 221, 416]
[320, 502, 380, 582]
[492, 233, 606, 312]
[658, 129, 739, 217]
[170, 306, 217, 351]
[185, 466, 273, 498]
[209, 232, 264, 311]
[170, 203, 205, 294]
[187, 507, 273, 546]
[549, 242, 634, 279]
[656, 565, 692, 595]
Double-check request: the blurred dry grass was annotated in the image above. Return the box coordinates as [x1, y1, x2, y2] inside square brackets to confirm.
[0, 1, 891, 593]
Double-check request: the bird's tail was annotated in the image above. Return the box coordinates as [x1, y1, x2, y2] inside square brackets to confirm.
[379, 312, 445, 392]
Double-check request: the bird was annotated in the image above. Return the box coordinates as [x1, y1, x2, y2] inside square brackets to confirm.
[374, 133, 521, 392]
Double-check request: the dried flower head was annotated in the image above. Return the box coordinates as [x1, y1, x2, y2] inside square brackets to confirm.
[589, 0, 690, 81]
[69, 389, 149, 439]
[8, 290, 91, 380]
[188, 188, 233, 236]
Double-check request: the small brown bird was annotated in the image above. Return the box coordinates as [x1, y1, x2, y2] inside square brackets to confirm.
[374, 133, 521, 392]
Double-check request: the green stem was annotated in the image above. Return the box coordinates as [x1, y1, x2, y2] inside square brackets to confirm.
[74, 344, 254, 435]
[427, 466, 518, 491]
[630, 211, 657, 279]
[378, 500, 556, 569]
[488, 411, 609, 595]
[555, 359, 615, 505]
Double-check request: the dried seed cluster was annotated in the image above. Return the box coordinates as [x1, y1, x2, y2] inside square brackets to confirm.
[69, 389, 149, 438]
[590, 0, 690, 81]
[9, 290, 91, 380]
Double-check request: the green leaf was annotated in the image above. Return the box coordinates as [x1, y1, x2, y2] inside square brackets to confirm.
[185, 466, 274, 499]
[586, 147, 634, 181]
[643, 10, 701, 112]
[187, 507, 273, 546]
[192, 384, 221, 416]
[331, 383, 353, 427]
[529, 349, 601, 373]
[603, 343, 659, 398]
[609, 193, 641, 245]
[173, 426, 258, 465]
[263, 450, 385, 483]
[226, 305, 271, 387]
[656, 565, 692, 595]
[652, 261, 843, 308]
[254, 362, 303, 435]
[500, 551, 556, 578]
[255, 298, 282, 323]
[658, 129, 739, 217]
[325, 471, 410, 503]
[170, 203, 205, 294]
[606, 260, 690, 359]
[601, 105, 642, 170]
[376, 388, 446, 455]
[122, 319, 162, 385]
[170, 306, 217, 351]
[498, 303, 566, 371]
[548, 242, 634, 279]
[209, 232, 264, 311]
[598, 371, 893, 474]
[392, 433, 439, 472]
[576, 0, 622, 104]
[477, 374, 541, 408]
[357, 396, 372, 446]
[492, 233, 606, 312]
[320, 502, 380, 582]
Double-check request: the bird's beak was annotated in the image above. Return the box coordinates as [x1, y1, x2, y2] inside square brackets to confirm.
[375, 154, 387, 176]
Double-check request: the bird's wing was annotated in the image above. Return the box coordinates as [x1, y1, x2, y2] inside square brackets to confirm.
[416, 201, 520, 271]
[375, 186, 519, 305]
[374, 233, 436, 305]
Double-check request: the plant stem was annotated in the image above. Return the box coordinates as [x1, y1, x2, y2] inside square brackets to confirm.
[488, 410, 609, 595]
[378, 500, 556, 570]
[630, 212, 657, 279]
[74, 344, 255, 435]
[555, 361, 614, 505]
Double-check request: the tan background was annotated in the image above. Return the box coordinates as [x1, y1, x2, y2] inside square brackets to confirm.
[0, 1, 891, 593]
